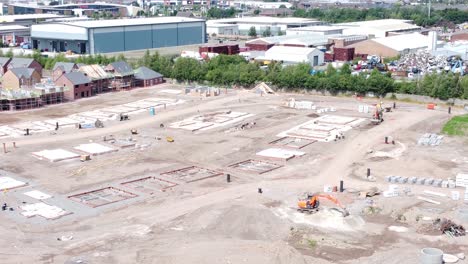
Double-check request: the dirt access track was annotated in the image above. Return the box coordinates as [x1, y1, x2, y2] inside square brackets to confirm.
[0, 84, 467, 264]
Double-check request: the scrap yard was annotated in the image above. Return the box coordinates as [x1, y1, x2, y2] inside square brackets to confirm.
[0, 83, 467, 263]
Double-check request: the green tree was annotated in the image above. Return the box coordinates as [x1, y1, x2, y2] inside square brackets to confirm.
[5, 49, 13, 58]
[172, 57, 204, 82]
[116, 53, 126, 62]
[140, 50, 152, 67]
[254, 9, 260, 15]
[262, 27, 272, 37]
[248, 26, 257, 37]
[340, 63, 352, 75]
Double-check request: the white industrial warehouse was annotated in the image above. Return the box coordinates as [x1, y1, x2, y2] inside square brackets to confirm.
[336, 19, 421, 38]
[255, 46, 324, 66]
[31, 17, 206, 54]
[207, 17, 324, 36]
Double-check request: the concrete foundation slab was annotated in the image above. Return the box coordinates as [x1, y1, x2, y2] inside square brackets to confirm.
[170, 111, 254, 131]
[24, 190, 52, 200]
[269, 137, 316, 149]
[68, 187, 137, 208]
[32, 149, 80, 162]
[121, 177, 178, 194]
[74, 143, 117, 156]
[158, 89, 182, 94]
[229, 159, 283, 174]
[0, 177, 28, 190]
[256, 148, 305, 161]
[277, 115, 365, 142]
[20, 202, 70, 220]
[160, 166, 223, 183]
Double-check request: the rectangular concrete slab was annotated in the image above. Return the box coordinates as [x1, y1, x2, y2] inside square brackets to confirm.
[32, 149, 80, 162]
[0, 177, 27, 190]
[74, 143, 117, 156]
[256, 148, 305, 161]
[24, 190, 52, 200]
[20, 202, 70, 220]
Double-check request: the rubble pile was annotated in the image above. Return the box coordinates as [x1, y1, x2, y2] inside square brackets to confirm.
[417, 133, 444, 146]
[394, 50, 463, 75]
[433, 218, 466, 237]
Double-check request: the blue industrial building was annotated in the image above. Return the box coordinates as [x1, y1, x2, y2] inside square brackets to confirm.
[30, 17, 206, 54]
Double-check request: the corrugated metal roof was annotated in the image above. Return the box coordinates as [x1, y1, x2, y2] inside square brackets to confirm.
[247, 34, 334, 46]
[63, 72, 91, 85]
[134, 66, 163, 80]
[61, 17, 204, 29]
[372, 33, 429, 52]
[0, 14, 64, 22]
[209, 17, 318, 25]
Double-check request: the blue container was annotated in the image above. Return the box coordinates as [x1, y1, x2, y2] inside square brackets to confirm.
[150, 107, 155, 116]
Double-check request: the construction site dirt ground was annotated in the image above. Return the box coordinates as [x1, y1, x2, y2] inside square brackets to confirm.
[0, 84, 467, 264]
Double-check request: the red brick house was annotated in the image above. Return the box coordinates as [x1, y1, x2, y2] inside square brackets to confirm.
[134, 66, 164, 87]
[55, 71, 93, 101]
[7, 58, 43, 76]
[105, 61, 134, 90]
[0, 57, 12, 76]
[2, 67, 41, 89]
[52, 62, 78, 81]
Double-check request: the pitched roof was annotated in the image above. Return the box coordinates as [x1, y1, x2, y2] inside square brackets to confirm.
[134, 66, 163, 80]
[79, 64, 110, 80]
[63, 71, 91, 85]
[0, 57, 11, 66]
[9, 67, 35, 78]
[108, 61, 133, 76]
[53, 62, 76, 73]
[371, 33, 429, 52]
[8, 58, 34, 68]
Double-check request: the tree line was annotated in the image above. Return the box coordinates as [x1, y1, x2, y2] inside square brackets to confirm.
[136, 51, 468, 100]
[5, 49, 467, 100]
[293, 5, 468, 27]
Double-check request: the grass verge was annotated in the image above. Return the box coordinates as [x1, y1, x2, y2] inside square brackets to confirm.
[442, 114, 468, 136]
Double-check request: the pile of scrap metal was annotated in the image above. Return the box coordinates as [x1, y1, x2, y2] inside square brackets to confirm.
[354, 55, 387, 71]
[433, 218, 466, 237]
[394, 50, 466, 76]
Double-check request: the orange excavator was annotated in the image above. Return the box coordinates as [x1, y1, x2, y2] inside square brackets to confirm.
[297, 193, 349, 217]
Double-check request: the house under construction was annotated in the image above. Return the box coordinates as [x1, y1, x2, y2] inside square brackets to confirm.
[78, 64, 112, 94]
[0, 84, 65, 111]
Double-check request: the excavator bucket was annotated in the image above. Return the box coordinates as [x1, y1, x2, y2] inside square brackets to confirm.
[329, 207, 349, 217]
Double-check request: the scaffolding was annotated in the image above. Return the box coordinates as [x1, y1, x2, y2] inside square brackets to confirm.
[0, 84, 66, 112]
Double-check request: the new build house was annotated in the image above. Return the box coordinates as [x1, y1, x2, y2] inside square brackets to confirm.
[2, 67, 41, 89]
[55, 71, 93, 101]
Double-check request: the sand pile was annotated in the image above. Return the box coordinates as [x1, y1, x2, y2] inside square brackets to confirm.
[274, 207, 365, 232]
[174, 203, 290, 241]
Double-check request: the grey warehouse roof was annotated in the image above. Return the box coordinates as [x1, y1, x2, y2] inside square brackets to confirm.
[60, 17, 204, 29]
[134, 66, 163, 80]
[63, 72, 91, 85]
